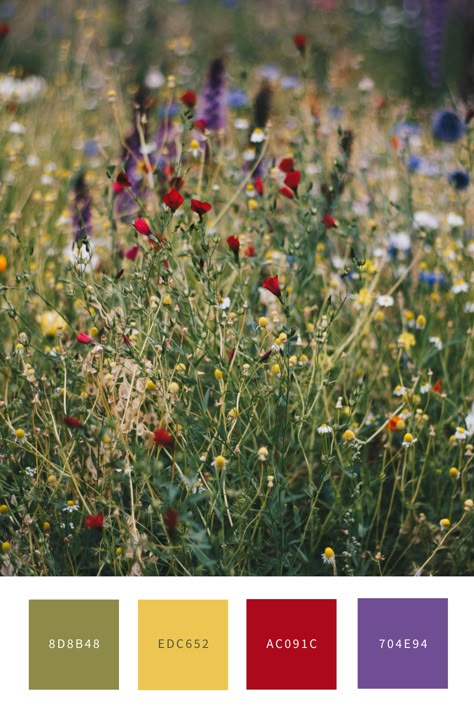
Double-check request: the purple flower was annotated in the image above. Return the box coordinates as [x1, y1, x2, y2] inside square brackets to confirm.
[421, 0, 449, 88]
[197, 58, 227, 131]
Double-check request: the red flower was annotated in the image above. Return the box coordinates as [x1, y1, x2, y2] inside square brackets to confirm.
[125, 245, 139, 261]
[228, 349, 235, 362]
[262, 275, 282, 301]
[254, 177, 264, 195]
[321, 213, 337, 228]
[153, 428, 174, 449]
[244, 244, 255, 257]
[278, 157, 294, 173]
[63, 416, 83, 429]
[284, 170, 301, 191]
[162, 188, 184, 212]
[293, 34, 307, 54]
[164, 508, 179, 535]
[0, 23, 10, 38]
[227, 235, 240, 256]
[386, 416, 403, 431]
[465, 107, 474, 125]
[433, 379, 442, 393]
[133, 217, 152, 236]
[279, 185, 295, 199]
[260, 349, 273, 362]
[191, 199, 212, 216]
[113, 171, 131, 193]
[85, 512, 104, 530]
[77, 332, 94, 344]
[180, 90, 197, 108]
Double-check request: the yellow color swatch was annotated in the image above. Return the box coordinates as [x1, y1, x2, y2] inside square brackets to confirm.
[138, 600, 228, 690]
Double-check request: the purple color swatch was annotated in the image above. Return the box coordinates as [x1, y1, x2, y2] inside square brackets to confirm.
[358, 598, 448, 689]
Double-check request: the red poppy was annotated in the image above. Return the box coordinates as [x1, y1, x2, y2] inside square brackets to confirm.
[278, 157, 294, 173]
[0, 23, 10, 38]
[191, 199, 212, 216]
[254, 177, 264, 195]
[293, 33, 307, 53]
[153, 428, 174, 449]
[164, 508, 179, 535]
[279, 185, 295, 199]
[162, 188, 184, 211]
[113, 171, 131, 193]
[133, 217, 152, 236]
[321, 213, 337, 228]
[244, 244, 255, 257]
[284, 170, 301, 191]
[228, 349, 235, 362]
[77, 332, 94, 344]
[85, 512, 104, 530]
[227, 235, 240, 256]
[260, 349, 273, 362]
[125, 245, 139, 261]
[63, 416, 83, 429]
[180, 90, 197, 108]
[194, 118, 207, 131]
[433, 379, 442, 393]
[123, 334, 132, 347]
[262, 275, 282, 300]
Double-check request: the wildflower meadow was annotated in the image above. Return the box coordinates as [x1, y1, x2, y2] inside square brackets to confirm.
[0, 0, 473, 576]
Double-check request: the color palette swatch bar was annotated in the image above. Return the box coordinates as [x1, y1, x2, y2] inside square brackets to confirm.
[246, 599, 337, 689]
[138, 599, 228, 690]
[29, 600, 119, 690]
[358, 598, 448, 689]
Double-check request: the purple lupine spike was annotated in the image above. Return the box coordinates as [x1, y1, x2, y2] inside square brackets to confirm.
[115, 86, 155, 221]
[421, 0, 450, 89]
[197, 58, 227, 131]
[71, 171, 92, 245]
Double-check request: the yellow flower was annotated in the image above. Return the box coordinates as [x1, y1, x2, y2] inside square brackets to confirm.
[322, 547, 335, 564]
[398, 332, 416, 350]
[213, 455, 226, 470]
[0, 254, 8, 272]
[1, 541, 11, 553]
[15, 428, 26, 440]
[342, 429, 356, 441]
[416, 314, 426, 329]
[162, 294, 172, 306]
[214, 368, 223, 380]
[38, 310, 68, 337]
[356, 288, 372, 306]
[440, 518, 450, 529]
[0, 504, 8, 514]
[168, 382, 179, 395]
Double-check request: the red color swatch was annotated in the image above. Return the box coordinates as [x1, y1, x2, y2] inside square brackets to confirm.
[246, 599, 337, 689]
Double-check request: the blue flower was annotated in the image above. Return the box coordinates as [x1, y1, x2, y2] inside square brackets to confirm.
[159, 102, 180, 119]
[393, 121, 421, 139]
[407, 155, 421, 172]
[329, 106, 343, 120]
[431, 110, 465, 143]
[227, 88, 248, 109]
[419, 270, 446, 286]
[448, 169, 470, 191]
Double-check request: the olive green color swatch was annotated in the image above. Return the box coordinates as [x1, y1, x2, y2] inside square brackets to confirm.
[29, 600, 119, 689]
